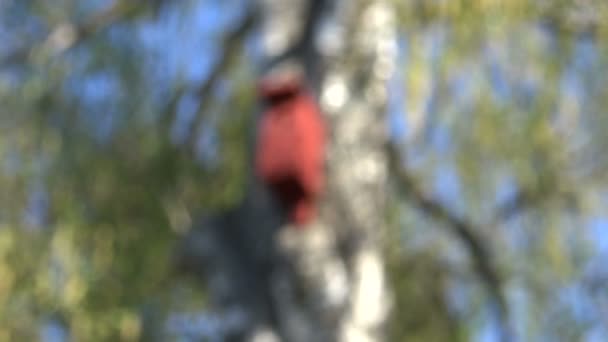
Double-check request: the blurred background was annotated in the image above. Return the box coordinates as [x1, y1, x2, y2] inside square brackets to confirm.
[1, 0, 608, 341]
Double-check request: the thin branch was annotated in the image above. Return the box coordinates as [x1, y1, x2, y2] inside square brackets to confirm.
[0, 1, 142, 68]
[264, 0, 330, 83]
[386, 143, 511, 338]
[77, 1, 142, 37]
[184, 7, 258, 148]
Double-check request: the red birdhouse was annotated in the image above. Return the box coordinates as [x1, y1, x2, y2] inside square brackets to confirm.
[255, 75, 326, 226]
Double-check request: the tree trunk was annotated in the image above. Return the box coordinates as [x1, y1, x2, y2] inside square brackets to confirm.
[177, 1, 397, 341]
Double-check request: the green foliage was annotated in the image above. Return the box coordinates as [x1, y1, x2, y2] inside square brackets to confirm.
[0, 2, 256, 340]
[2, 0, 608, 340]
[385, 1, 608, 340]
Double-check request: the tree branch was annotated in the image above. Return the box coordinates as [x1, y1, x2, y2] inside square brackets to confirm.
[0, 1, 143, 69]
[386, 143, 510, 337]
[265, 0, 330, 74]
[184, 7, 258, 149]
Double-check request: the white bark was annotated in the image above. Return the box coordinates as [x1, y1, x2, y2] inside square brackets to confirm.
[257, 0, 398, 341]
[177, 1, 398, 340]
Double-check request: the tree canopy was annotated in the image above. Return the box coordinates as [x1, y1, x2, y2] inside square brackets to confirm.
[1, 0, 608, 340]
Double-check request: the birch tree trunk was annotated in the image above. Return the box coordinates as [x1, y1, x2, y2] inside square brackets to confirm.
[178, 1, 397, 341]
